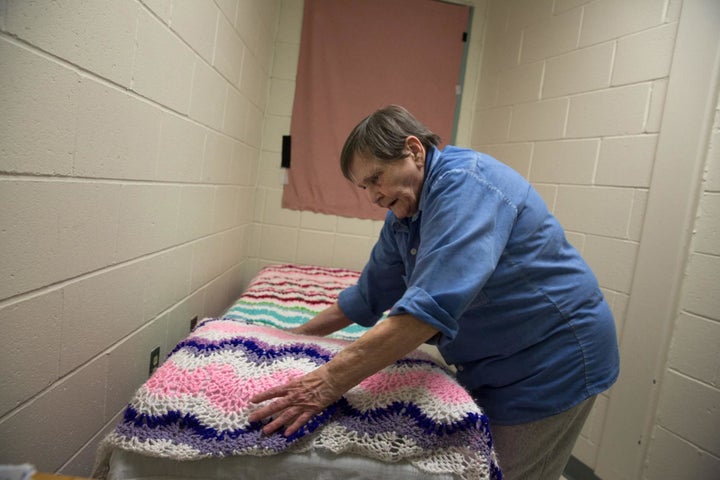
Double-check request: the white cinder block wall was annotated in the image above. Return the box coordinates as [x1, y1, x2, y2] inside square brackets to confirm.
[643, 79, 720, 479]
[0, 0, 279, 474]
[469, 0, 720, 479]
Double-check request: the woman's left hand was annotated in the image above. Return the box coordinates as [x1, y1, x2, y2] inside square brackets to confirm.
[248, 366, 343, 437]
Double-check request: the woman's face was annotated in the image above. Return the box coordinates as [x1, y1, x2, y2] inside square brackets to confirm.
[349, 137, 425, 220]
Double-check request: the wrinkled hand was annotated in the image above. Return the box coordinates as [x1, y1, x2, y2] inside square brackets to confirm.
[248, 367, 344, 437]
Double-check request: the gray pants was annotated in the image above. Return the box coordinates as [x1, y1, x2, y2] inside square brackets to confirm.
[489, 396, 596, 480]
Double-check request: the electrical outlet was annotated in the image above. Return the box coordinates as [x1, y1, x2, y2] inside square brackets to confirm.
[149, 346, 161, 376]
[190, 316, 198, 331]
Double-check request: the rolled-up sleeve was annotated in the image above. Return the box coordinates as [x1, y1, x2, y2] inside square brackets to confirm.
[389, 286, 458, 338]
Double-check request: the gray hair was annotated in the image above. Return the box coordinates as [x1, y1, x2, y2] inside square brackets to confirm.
[340, 105, 441, 180]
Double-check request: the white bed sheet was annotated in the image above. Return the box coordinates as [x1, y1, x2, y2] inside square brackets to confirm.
[108, 449, 458, 480]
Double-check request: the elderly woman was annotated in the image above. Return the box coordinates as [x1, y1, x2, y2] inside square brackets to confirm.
[250, 105, 619, 480]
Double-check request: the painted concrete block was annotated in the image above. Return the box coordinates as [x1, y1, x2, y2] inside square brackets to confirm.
[496, 61, 543, 105]
[567, 84, 651, 138]
[336, 216, 375, 237]
[510, 98, 568, 141]
[267, 78, 295, 116]
[177, 185, 216, 243]
[60, 262, 145, 374]
[190, 234, 227, 291]
[215, 0, 238, 25]
[596, 134, 658, 187]
[224, 87, 250, 141]
[245, 102, 265, 148]
[214, 12, 244, 85]
[0, 40, 77, 176]
[480, 143, 533, 179]
[156, 113, 206, 182]
[530, 139, 599, 185]
[234, 142, 259, 187]
[115, 184, 180, 262]
[4, 0, 136, 86]
[0, 357, 107, 472]
[668, 312, 720, 387]
[263, 188, 301, 227]
[142, 246, 193, 322]
[472, 107, 512, 144]
[134, 9, 195, 113]
[0, 181, 121, 299]
[271, 41, 300, 80]
[507, 0, 554, 30]
[521, 8, 582, 63]
[214, 186, 241, 232]
[75, 77, 162, 180]
[656, 370, 720, 457]
[612, 23, 677, 85]
[645, 426, 720, 480]
[543, 43, 613, 98]
[276, 0, 303, 44]
[203, 131, 235, 184]
[645, 79, 668, 133]
[580, 0, 666, 47]
[141, 0, 172, 24]
[0, 290, 62, 415]
[171, 0, 218, 63]
[241, 52, 270, 110]
[555, 185, 634, 237]
[331, 234, 373, 271]
[694, 193, 720, 256]
[628, 188, 648, 242]
[554, 0, 594, 14]
[705, 117, 720, 191]
[682, 253, 720, 320]
[237, 186, 257, 225]
[259, 224, 298, 262]
[297, 230, 336, 267]
[190, 60, 229, 131]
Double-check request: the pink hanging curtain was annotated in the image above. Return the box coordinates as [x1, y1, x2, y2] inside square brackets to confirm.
[282, 0, 470, 220]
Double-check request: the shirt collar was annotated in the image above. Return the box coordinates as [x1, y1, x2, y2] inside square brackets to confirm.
[415, 145, 438, 220]
[391, 145, 439, 229]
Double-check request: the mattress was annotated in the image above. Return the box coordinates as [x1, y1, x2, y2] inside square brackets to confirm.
[107, 449, 458, 480]
[95, 264, 500, 480]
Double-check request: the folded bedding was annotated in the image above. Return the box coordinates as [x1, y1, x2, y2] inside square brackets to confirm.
[95, 264, 501, 480]
[223, 264, 369, 340]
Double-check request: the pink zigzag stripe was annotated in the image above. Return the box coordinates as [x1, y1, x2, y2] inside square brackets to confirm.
[145, 359, 470, 416]
[358, 370, 473, 404]
[145, 361, 305, 413]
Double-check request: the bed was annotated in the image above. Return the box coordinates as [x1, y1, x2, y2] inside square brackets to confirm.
[94, 264, 501, 480]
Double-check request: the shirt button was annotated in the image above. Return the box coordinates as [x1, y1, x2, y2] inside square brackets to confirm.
[410, 248, 417, 255]
[457, 365, 464, 372]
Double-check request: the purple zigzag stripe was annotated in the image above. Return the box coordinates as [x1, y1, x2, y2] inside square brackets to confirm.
[116, 397, 490, 455]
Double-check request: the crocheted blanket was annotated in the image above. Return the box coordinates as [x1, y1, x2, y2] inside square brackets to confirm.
[223, 264, 371, 340]
[96, 319, 501, 480]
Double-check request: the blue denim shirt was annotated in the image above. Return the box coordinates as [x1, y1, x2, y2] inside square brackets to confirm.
[338, 146, 619, 425]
